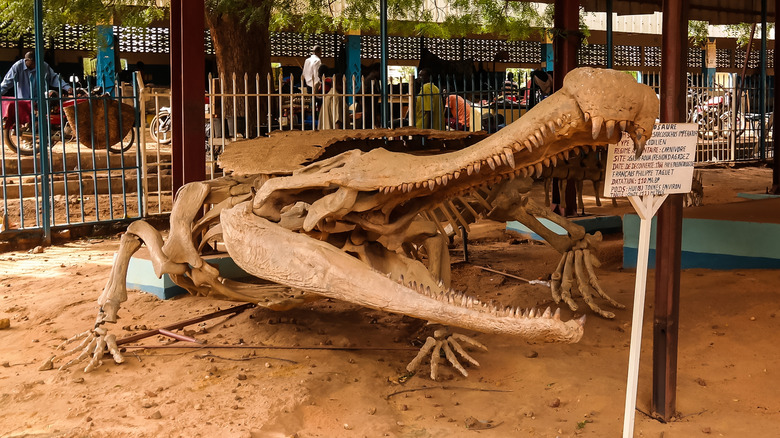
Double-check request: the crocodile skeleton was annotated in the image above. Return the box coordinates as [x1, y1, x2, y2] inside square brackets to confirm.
[49, 68, 658, 378]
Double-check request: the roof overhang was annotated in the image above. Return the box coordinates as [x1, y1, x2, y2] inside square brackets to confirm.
[581, 0, 775, 25]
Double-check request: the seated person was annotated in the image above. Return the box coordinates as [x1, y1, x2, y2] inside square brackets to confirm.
[445, 93, 471, 131]
[414, 68, 442, 130]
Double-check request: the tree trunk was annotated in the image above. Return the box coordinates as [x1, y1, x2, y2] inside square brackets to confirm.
[206, 1, 272, 135]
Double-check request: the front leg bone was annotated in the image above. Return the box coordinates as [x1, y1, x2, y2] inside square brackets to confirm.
[406, 329, 488, 380]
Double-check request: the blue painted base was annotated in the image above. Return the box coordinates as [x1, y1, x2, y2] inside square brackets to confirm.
[737, 192, 780, 200]
[623, 209, 780, 270]
[126, 250, 249, 299]
[507, 215, 622, 241]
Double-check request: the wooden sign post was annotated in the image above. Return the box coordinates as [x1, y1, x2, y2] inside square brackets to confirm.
[603, 123, 698, 438]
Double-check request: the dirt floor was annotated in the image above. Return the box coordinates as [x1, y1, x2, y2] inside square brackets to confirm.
[0, 165, 778, 437]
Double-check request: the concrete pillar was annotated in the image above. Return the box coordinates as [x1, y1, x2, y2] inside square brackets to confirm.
[96, 25, 116, 95]
[346, 30, 362, 102]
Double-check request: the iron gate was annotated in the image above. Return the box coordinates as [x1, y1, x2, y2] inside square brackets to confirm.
[0, 80, 145, 240]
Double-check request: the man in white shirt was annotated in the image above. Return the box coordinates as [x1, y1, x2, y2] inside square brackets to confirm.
[302, 46, 322, 93]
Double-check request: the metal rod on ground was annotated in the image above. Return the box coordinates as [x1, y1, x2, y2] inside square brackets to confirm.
[472, 265, 536, 284]
[116, 303, 255, 346]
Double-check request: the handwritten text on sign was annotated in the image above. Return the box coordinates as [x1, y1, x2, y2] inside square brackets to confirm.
[604, 123, 698, 198]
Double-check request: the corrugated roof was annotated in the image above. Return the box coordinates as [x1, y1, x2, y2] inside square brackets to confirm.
[582, 0, 775, 25]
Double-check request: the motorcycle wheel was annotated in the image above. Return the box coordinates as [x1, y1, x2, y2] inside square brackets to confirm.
[108, 128, 135, 153]
[694, 109, 719, 140]
[149, 114, 172, 144]
[3, 125, 40, 156]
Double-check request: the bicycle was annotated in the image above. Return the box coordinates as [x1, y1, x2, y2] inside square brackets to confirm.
[149, 106, 172, 144]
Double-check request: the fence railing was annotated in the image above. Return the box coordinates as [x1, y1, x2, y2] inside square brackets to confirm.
[0, 75, 146, 236]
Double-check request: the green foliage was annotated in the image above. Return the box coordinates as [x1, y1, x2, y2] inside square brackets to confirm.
[725, 22, 774, 48]
[0, 0, 165, 39]
[688, 20, 710, 48]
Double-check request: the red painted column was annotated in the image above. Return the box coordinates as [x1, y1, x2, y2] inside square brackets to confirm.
[170, 0, 206, 197]
[652, 0, 688, 421]
[554, 0, 580, 216]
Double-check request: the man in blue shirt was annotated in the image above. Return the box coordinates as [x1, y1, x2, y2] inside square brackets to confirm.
[0, 51, 72, 99]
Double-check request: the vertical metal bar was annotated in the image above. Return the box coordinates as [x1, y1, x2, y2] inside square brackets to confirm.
[760, 0, 767, 160]
[606, 0, 613, 69]
[133, 72, 143, 217]
[774, 0, 780, 192]
[34, 0, 51, 242]
[380, 0, 388, 128]
[652, 0, 687, 421]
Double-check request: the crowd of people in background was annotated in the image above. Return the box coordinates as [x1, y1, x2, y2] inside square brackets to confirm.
[286, 45, 555, 133]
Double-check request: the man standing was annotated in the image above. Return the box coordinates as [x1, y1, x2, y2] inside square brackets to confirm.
[1, 51, 72, 99]
[302, 46, 322, 93]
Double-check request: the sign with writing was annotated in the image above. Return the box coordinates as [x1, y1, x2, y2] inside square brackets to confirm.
[604, 123, 697, 198]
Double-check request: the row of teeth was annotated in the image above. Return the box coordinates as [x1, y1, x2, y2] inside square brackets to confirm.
[380, 116, 639, 195]
[585, 113, 645, 142]
[393, 274, 586, 326]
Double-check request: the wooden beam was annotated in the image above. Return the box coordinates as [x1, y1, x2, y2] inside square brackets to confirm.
[652, 0, 688, 421]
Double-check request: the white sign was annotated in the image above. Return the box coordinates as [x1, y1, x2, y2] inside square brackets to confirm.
[604, 123, 698, 198]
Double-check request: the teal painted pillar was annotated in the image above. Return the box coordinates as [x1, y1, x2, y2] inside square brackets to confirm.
[346, 30, 361, 103]
[96, 25, 116, 95]
[541, 31, 554, 72]
[703, 38, 716, 86]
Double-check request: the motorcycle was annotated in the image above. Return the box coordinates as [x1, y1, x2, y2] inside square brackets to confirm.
[1, 90, 134, 156]
[687, 84, 745, 140]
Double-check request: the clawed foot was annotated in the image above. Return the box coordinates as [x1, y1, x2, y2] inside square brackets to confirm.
[550, 232, 625, 318]
[41, 317, 124, 373]
[406, 328, 488, 380]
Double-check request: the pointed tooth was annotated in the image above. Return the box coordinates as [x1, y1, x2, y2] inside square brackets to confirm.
[543, 157, 551, 167]
[543, 307, 552, 318]
[529, 135, 540, 148]
[635, 137, 647, 158]
[502, 148, 515, 168]
[551, 155, 558, 166]
[426, 286, 431, 295]
[529, 308, 536, 318]
[522, 308, 529, 318]
[399, 274, 404, 284]
[534, 130, 545, 145]
[467, 297, 474, 308]
[454, 170, 461, 179]
[578, 314, 587, 327]
[524, 140, 533, 150]
[415, 181, 422, 189]
[591, 116, 604, 139]
[513, 141, 524, 152]
[487, 157, 496, 170]
[441, 175, 449, 185]
[554, 308, 561, 320]
[474, 162, 481, 173]
[605, 119, 616, 138]
[584, 112, 590, 122]
[521, 167, 529, 177]
[435, 176, 442, 186]
[534, 163, 543, 177]
[428, 180, 436, 191]
[620, 120, 628, 131]
[499, 154, 508, 166]
[563, 149, 570, 159]
[546, 121, 556, 134]
[556, 117, 564, 127]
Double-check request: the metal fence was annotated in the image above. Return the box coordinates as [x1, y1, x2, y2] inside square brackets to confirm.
[204, 69, 776, 165]
[0, 74, 150, 237]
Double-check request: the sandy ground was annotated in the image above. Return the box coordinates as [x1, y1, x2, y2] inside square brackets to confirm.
[0, 165, 778, 438]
